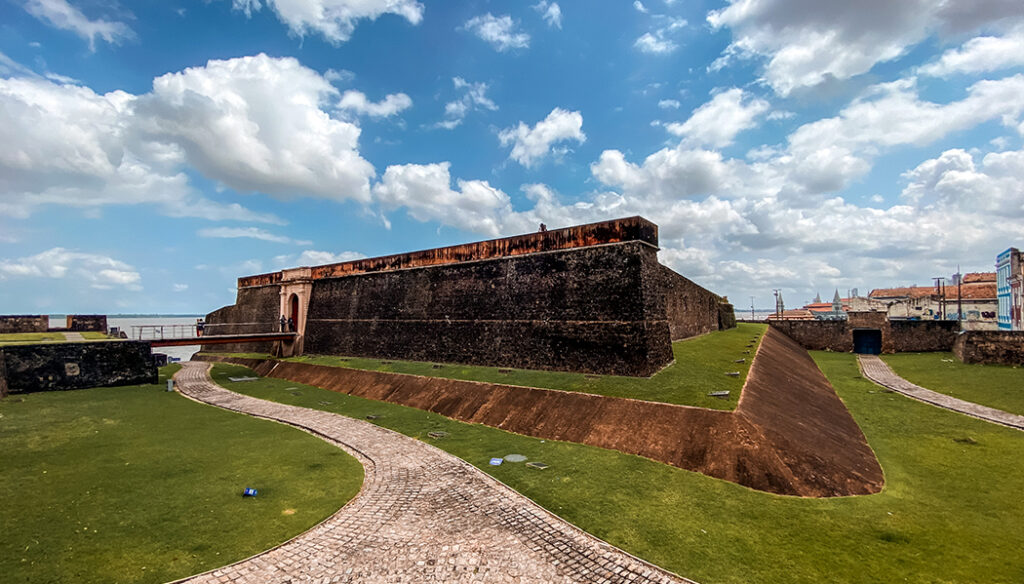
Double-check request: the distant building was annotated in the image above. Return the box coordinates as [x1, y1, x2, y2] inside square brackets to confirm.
[996, 248, 1024, 331]
[869, 272, 998, 330]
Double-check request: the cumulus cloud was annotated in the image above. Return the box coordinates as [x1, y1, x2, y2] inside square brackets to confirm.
[498, 108, 586, 168]
[0, 247, 141, 290]
[707, 0, 1024, 95]
[373, 162, 512, 235]
[665, 88, 769, 148]
[434, 77, 498, 130]
[337, 89, 412, 118]
[901, 148, 1024, 216]
[532, 1, 562, 29]
[658, 99, 681, 109]
[231, 0, 423, 44]
[0, 53, 381, 220]
[463, 14, 530, 52]
[271, 249, 366, 269]
[134, 54, 376, 202]
[198, 227, 313, 245]
[920, 27, 1024, 77]
[24, 0, 134, 51]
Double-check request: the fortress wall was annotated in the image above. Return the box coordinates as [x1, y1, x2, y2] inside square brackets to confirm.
[1, 341, 156, 393]
[304, 241, 673, 376]
[657, 266, 732, 340]
[203, 285, 280, 353]
[953, 331, 1024, 365]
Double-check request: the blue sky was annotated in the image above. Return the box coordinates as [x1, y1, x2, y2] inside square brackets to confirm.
[2, 0, 1023, 314]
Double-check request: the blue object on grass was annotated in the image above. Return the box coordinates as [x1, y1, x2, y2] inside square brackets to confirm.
[489, 458, 503, 466]
[242, 487, 258, 497]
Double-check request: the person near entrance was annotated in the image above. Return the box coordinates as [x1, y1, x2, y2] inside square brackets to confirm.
[280, 315, 287, 332]
[287, 317, 295, 332]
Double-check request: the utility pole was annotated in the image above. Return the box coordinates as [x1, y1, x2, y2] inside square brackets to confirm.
[773, 289, 783, 320]
[933, 277, 946, 319]
[750, 296, 755, 321]
[957, 265, 963, 328]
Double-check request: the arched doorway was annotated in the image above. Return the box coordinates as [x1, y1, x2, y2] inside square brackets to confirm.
[289, 294, 299, 331]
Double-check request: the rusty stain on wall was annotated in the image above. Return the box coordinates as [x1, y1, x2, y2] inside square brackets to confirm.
[238, 216, 658, 289]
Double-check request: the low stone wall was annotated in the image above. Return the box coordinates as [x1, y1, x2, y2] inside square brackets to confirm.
[0, 341, 156, 394]
[0, 315, 48, 334]
[769, 314, 958, 352]
[954, 331, 1024, 365]
[66, 315, 107, 332]
[196, 327, 883, 498]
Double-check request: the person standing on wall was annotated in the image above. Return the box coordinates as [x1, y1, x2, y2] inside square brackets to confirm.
[287, 316, 294, 332]
[280, 315, 287, 332]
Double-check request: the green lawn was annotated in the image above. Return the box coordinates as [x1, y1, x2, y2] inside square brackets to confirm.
[0, 332, 68, 345]
[0, 365, 364, 584]
[80, 332, 111, 340]
[214, 323, 765, 409]
[211, 353, 1024, 584]
[882, 352, 1024, 416]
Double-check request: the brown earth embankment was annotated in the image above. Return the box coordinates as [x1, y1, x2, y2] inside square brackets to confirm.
[197, 327, 883, 497]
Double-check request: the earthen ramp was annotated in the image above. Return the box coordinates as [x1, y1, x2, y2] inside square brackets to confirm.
[198, 327, 883, 497]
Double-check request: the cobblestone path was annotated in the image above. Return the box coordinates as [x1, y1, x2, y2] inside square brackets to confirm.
[63, 332, 84, 341]
[174, 362, 694, 584]
[858, 355, 1024, 431]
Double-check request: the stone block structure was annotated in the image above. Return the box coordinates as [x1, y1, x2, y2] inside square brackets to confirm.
[205, 217, 735, 376]
[953, 331, 1024, 365]
[66, 314, 107, 332]
[0, 341, 156, 395]
[0, 315, 48, 334]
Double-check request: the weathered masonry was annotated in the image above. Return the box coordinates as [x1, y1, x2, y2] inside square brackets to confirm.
[0, 341, 157, 396]
[205, 217, 735, 376]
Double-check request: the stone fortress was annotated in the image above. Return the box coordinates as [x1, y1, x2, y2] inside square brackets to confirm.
[205, 217, 736, 376]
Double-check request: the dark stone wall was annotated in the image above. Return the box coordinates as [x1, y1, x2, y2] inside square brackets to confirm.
[889, 320, 958, 352]
[203, 285, 280, 354]
[0, 341, 156, 393]
[66, 315, 107, 332]
[304, 241, 673, 376]
[769, 320, 852, 351]
[657, 265, 734, 340]
[953, 331, 1024, 365]
[769, 315, 958, 352]
[0, 315, 48, 334]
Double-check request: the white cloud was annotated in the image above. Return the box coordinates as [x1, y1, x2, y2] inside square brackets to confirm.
[231, 0, 424, 44]
[0, 54, 384, 220]
[270, 249, 366, 269]
[463, 14, 530, 52]
[24, 0, 133, 51]
[634, 17, 686, 54]
[373, 162, 512, 235]
[173, 283, 189, 292]
[665, 88, 769, 148]
[707, 0, 1024, 96]
[498, 108, 586, 168]
[198, 226, 313, 245]
[920, 27, 1024, 77]
[434, 77, 498, 130]
[135, 53, 376, 202]
[0, 247, 141, 290]
[532, 1, 562, 29]
[337, 89, 412, 118]
[901, 148, 1024, 217]
[634, 1, 648, 14]
[324, 68, 355, 83]
[658, 99, 681, 109]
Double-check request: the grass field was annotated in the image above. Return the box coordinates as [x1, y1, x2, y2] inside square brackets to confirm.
[0, 331, 115, 345]
[214, 323, 765, 410]
[882, 351, 1024, 415]
[211, 353, 1024, 584]
[0, 365, 364, 584]
[0, 332, 68, 344]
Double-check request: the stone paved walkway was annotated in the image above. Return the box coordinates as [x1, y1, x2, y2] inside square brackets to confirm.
[173, 362, 694, 584]
[63, 332, 84, 341]
[858, 355, 1024, 431]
